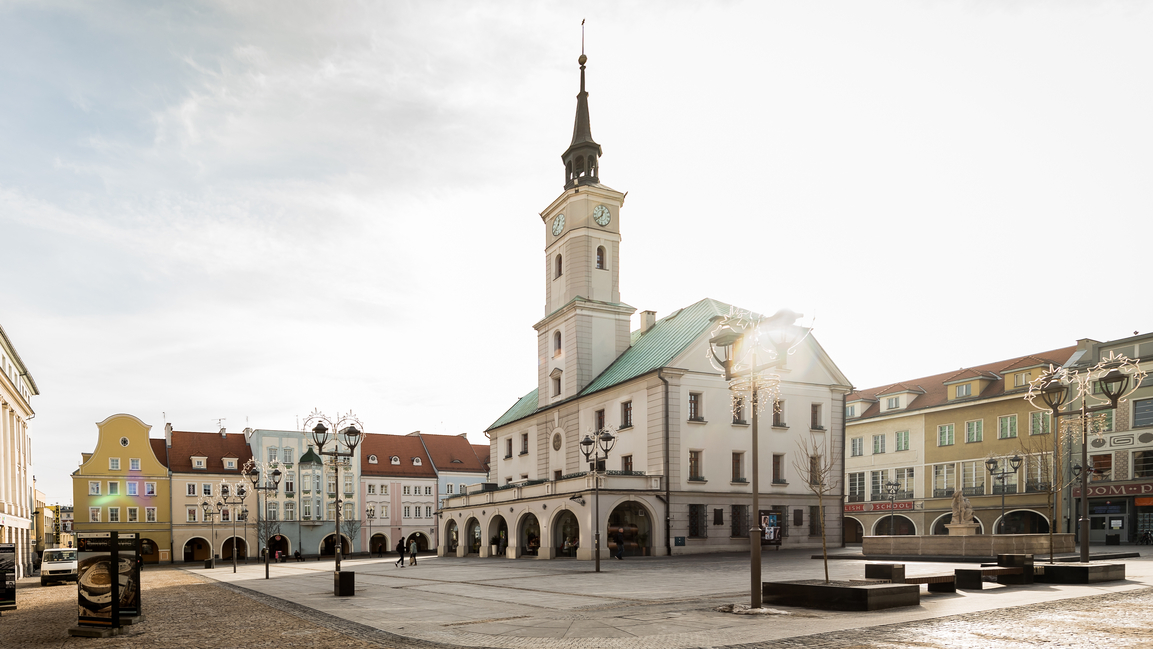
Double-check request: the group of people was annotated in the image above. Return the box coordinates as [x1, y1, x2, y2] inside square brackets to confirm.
[394, 538, 419, 567]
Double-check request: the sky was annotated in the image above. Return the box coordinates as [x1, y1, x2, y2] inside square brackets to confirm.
[2, 1, 1150, 506]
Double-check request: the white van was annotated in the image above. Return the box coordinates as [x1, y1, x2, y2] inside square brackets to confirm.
[41, 548, 78, 586]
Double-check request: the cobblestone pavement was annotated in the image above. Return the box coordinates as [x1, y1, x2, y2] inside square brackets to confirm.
[6, 555, 1153, 648]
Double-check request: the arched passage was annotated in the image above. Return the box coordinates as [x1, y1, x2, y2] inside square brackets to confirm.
[465, 517, 482, 554]
[320, 534, 349, 556]
[607, 501, 653, 557]
[519, 513, 541, 557]
[140, 538, 161, 564]
[221, 537, 248, 560]
[370, 533, 389, 556]
[553, 510, 580, 558]
[932, 513, 984, 535]
[843, 517, 864, 544]
[873, 515, 916, 535]
[489, 515, 508, 557]
[995, 510, 1050, 534]
[445, 520, 459, 554]
[182, 537, 210, 562]
[407, 532, 430, 552]
[267, 534, 290, 560]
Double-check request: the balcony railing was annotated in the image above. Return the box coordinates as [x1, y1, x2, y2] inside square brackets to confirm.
[933, 488, 955, 498]
[962, 486, 985, 496]
[991, 484, 1016, 495]
[1025, 481, 1052, 493]
[847, 494, 864, 503]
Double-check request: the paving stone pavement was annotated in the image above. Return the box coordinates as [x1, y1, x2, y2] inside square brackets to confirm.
[5, 549, 1153, 648]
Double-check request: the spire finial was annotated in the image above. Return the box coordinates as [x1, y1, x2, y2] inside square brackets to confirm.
[561, 19, 601, 189]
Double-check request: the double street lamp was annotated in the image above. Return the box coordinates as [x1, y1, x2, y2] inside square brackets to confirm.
[579, 425, 616, 573]
[884, 479, 902, 535]
[220, 479, 248, 573]
[985, 455, 1022, 534]
[247, 461, 282, 579]
[366, 507, 375, 557]
[199, 498, 223, 568]
[1027, 352, 1146, 563]
[305, 409, 363, 597]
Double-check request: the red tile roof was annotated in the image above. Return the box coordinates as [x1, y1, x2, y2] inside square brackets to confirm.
[167, 431, 253, 474]
[417, 433, 487, 473]
[360, 434, 437, 477]
[472, 444, 490, 473]
[846, 346, 1077, 420]
[149, 439, 169, 468]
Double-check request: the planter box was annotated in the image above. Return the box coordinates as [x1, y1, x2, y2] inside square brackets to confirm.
[762, 580, 919, 611]
[1035, 562, 1125, 584]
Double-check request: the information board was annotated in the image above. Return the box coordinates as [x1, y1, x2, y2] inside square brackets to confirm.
[759, 511, 782, 546]
[76, 532, 140, 627]
[0, 543, 15, 611]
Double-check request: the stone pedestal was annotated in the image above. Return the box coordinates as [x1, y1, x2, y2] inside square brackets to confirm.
[945, 523, 980, 536]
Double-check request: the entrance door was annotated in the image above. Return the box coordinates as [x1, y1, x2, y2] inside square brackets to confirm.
[1089, 499, 1127, 543]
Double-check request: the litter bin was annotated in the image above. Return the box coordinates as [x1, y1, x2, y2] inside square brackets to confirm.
[334, 570, 355, 596]
[1105, 534, 1121, 546]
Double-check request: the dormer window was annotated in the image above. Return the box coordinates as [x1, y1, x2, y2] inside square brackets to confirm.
[413, 457, 422, 466]
[390, 456, 400, 465]
[846, 405, 856, 418]
[368, 454, 378, 464]
[451, 458, 462, 463]
[192, 456, 206, 469]
[224, 459, 236, 470]
[956, 383, 972, 398]
[887, 396, 900, 409]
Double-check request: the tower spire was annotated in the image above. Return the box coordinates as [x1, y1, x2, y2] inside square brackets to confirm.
[562, 23, 601, 190]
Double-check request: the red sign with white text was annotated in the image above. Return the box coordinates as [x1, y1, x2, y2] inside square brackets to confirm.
[1072, 482, 1153, 498]
[844, 501, 913, 513]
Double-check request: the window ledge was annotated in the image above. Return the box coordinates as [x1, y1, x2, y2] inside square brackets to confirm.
[503, 455, 512, 460]
[519, 451, 529, 456]
[730, 479, 748, 485]
[772, 425, 789, 431]
[732, 420, 749, 427]
[810, 426, 826, 432]
[617, 425, 633, 431]
[687, 418, 708, 425]
[770, 480, 788, 486]
[688, 477, 708, 483]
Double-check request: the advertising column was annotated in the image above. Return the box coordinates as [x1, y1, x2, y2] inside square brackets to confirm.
[0, 543, 15, 612]
[75, 532, 141, 628]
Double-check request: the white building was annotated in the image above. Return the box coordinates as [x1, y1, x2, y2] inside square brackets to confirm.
[439, 53, 852, 560]
[0, 323, 38, 578]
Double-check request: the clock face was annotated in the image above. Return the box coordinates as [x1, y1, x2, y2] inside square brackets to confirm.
[552, 213, 565, 236]
[593, 204, 611, 227]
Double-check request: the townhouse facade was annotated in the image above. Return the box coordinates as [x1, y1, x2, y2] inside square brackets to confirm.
[360, 434, 438, 554]
[167, 427, 255, 562]
[0, 323, 38, 578]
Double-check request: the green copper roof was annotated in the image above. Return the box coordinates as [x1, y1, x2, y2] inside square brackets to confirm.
[486, 297, 733, 432]
[298, 447, 323, 465]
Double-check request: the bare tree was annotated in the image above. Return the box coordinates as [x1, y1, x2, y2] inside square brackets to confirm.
[341, 518, 363, 551]
[256, 518, 281, 554]
[792, 435, 840, 583]
[1016, 418, 1081, 564]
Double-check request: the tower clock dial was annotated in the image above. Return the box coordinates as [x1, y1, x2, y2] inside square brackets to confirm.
[552, 213, 565, 236]
[592, 204, 611, 227]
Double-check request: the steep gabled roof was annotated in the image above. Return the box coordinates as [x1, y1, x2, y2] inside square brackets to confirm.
[875, 382, 927, 397]
[167, 431, 252, 474]
[149, 439, 169, 468]
[418, 434, 487, 473]
[941, 368, 1000, 384]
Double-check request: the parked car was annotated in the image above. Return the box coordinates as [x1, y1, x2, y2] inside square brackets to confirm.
[40, 548, 78, 586]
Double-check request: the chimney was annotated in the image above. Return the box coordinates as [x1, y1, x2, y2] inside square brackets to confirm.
[220, 427, 227, 438]
[165, 422, 173, 447]
[640, 310, 657, 334]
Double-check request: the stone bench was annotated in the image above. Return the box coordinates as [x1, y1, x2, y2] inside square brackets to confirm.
[864, 563, 955, 593]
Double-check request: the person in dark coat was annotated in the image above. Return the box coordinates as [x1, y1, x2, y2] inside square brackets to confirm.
[395, 539, 406, 567]
[614, 528, 625, 560]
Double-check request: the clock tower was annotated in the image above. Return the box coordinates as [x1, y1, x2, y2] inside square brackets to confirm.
[535, 53, 634, 409]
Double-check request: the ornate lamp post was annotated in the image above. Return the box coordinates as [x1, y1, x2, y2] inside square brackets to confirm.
[366, 507, 375, 557]
[305, 409, 363, 597]
[220, 478, 248, 573]
[1026, 352, 1146, 562]
[247, 462, 282, 579]
[580, 425, 616, 573]
[985, 455, 1023, 534]
[884, 479, 902, 535]
[199, 498, 223, 568]
[708, 308, 805, 609]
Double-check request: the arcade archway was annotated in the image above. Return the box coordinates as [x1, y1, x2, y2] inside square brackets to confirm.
[553, 510, 580, 558]
[465, 518, 482, 554]
[221, 537, 248, 559]
[141, 538, 161, 564]
[932, 514, 983, 535]
[370, 533, 389, 556]
[873, 515, 916, 535]
[489, 515, 509, 556]
[407, 532, 430, 552]
[445, 520, 460, 553]
[519, 513, 541, 556]
[182, 537, 210, 562]
[321, 534, 349, 556]
[843, 517, 863, 544]
[607, 501, 652, 557]
[995, 510, 1049, 534]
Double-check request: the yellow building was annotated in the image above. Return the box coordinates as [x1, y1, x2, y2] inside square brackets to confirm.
[71, 414, 172, 563]
[844, 347, 1076, 541]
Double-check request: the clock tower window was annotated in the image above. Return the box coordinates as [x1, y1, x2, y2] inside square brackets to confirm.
[596, 246, 606, 270]
[555, 254, 563, 278]
[554, 331, 563, 357]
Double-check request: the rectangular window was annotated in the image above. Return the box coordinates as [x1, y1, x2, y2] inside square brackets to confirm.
[850, 437, 863, 457]
[424, 485, 432, 495]
[146, 507, 156, 523]
[403, 506, 411, 518]
[872, 434, 885, 454]
[999, 415, 1018, 439]
[810, 404, 822, 429]
[187, 507, 198, 523]
[108, 507, 120, 523]
[1026, 453, 1054, 491]
[1090, 453, 1112, 482]
[89, 481, 101, 496]
[520, 432, 529, 454]
[887, 396, 900, 409]
[186, 483, 196, 496]
[870, 470, 888, 499]
[846, 404, 856, 418]
[962, 461, 986, 496]
[965, 420, 983, 443]
[990, 457, 1019, 494]
[1136, 398, 1153, 428]
[688, 450, 703, 480]
[344, 503, 354, 520]
[267, 502, 278, 521]
[109, 457, 120, 470]
[955, 383, 971, 398]
[733, 397, 745, 424]
[621, 401, 633, 428]
[894, 467, 914, 498]
[848, 472, 865, 502]
[809, 506, 823, 536]
[933, 463, 956, 497]
[403, 485, 410, 496]
[772, 454, 785, 483]
[595, 409, 605, 431]
[1098, 409, 1115, 434]
[344, 475, 354, 493]
[773, 400, 785, 427]
[688, 504, 707, 537]
[221, 508, 230, 522]
[285, 473, 295, 493]
[328, 476, 337, 494]
[444, 483, 453, 494]
[283, 502, 295, 521]
[809, 455, 821, 486]
[202, 483, 212, 496]
[130, 458, 141, 471]
[1030, 411, 1051, 435]
[314, 474, 322, 491]
[368, 484, 376, 495]
[326, 503, 336, 520]
[730, 505, 749, 538]
[107, 482, 119, 495]
[145, 482, 156, 496]
[127, 507, 138, 523]
[552, 375, 562, 396]
[616, 454, 631, 472]
[895, 430, 909, 452]
[937, 424, 955, 446]
[89, 508, 100, 522]
[688, 393, 703, 421]
[127, 482, 138, 496]
[732, 452, 744, 482]
[426, 506, 432, 518]
[1014, 371, 1031, 387]
[303, 501, 312, 519]
[505, 438, 513, 459]
[268, 447, 278, 463]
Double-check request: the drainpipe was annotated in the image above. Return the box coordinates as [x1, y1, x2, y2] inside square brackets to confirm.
[658, 370, 672, 557]
[839, 391, 847, 548]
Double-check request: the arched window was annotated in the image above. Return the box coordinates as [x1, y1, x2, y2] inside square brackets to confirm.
[565, 160, 573, 183]
[596, 246, 606, 270]
[413, 457, 422, 466]
[575, 156, 584, 177]
[554, 331, 562, 356]
[390, 456, 400, 465]
[555, 254, 563, 278]
[368, 454, 378, 464]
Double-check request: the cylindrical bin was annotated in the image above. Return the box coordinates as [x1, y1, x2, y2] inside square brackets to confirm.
[335, 570, 355, 596]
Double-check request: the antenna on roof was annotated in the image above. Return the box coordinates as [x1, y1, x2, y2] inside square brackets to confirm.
[213, 417, 225, 430]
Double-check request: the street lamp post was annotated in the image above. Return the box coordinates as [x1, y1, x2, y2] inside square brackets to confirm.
[1027, 353, 1146, 563]
[580, 425, 616, 573]
[366, 508, 375, 557]
[199, 499, 223, 568]
[247, 462, 282, 579]
[305, 409, 364, 597]
[708, 308, 804, 610]
[220, 479, 248, 573]
[985, 455, 1023, 534]
[884, 479, 901, 535]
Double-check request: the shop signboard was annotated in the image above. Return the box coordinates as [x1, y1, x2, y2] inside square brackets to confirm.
[0, 543, 15, 612]
[759, 511, 782, 546]
[76, 532, 141, 628]
[1073, 481, 1153, 498]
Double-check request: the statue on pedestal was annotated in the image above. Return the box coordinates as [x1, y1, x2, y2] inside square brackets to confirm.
[951, 489, 974, 524]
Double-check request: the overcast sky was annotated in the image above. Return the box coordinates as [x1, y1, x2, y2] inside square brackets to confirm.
[3, 1, 1150, 505]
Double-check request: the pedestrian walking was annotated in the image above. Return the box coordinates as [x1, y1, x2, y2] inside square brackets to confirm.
[614, 528, 625, 560]
[408, 539, 418, 566]
[395, 539, 406, 567]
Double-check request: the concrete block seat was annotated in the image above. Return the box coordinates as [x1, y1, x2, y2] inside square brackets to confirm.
[864, 562, 956, 593]
[955, 554, 1034, 590]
